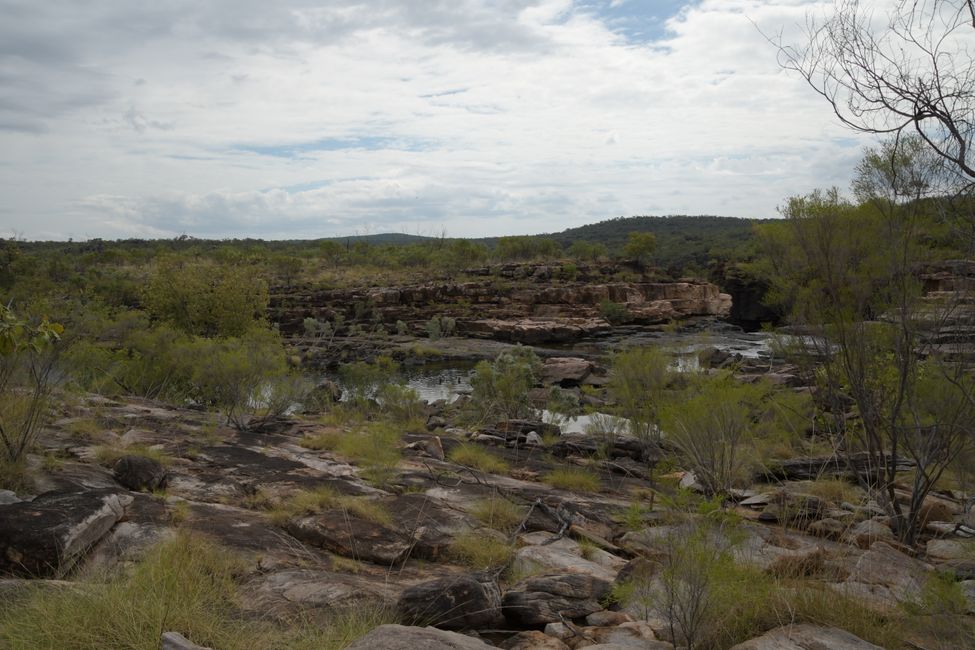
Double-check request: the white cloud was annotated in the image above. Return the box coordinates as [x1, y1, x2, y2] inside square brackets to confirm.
[0, 0, 876, 240]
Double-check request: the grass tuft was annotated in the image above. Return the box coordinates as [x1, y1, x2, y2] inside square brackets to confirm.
[448, 444, 509, 474]
[449, 532, 514, 570]
[469, 496, 525, 534]
[544, 466, 600, 492]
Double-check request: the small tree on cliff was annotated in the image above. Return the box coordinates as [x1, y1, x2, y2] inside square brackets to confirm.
[623, 232, 657, 268]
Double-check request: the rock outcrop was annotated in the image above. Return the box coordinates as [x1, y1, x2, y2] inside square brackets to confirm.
[344, 624, 494, 650]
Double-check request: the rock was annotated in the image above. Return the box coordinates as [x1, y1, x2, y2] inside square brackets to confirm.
[512, 533, 623, 583]
[344, 624, 493, 650]
[501, 631, 571, 650]
[844, 518, 895, 549]
[926, 539, 974, 561]
[758, 453, 914, 482]
[585, 611, 634, 626]
[113, 455, 167, 492]
[961, 580, 975, 614]
[844, 541, 929, 606]
[427, 416, 448, 431]
[0, 490, 21, 505]
[729, 623, 883, 649]
[581, 621, 669, 648]
[619, 526, 675, 558]
[466, 318, 612, 344]
[398, 574, 502, 630]
[502, 573, 612, 626]
[757, 492, 825, 525]
[541, 357, 595, 386]
[161, 631, 213, 650]
[807, 518, 847, 540]
[939, 558, 975, 580]
[524, 431, 543, 446]
[285, 513, 410, 565]
[0, 489, 131, 576]
[241, 568, 398, 619]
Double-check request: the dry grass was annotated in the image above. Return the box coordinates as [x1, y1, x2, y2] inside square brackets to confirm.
[449, 532, 514, 570]
[268, 487, 392, 527]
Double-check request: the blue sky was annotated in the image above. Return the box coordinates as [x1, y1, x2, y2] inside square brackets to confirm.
[0, 0, 873, 240]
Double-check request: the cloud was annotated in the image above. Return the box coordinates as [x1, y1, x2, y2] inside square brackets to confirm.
[0, 0, 876, 240]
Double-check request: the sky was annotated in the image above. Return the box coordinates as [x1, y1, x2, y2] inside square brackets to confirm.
[0, 0, 873, 241]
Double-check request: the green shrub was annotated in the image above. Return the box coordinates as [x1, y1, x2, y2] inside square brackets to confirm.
[143, 258, 269, 337]
[599, 300, 631, 325]
[339, 356, 398, 406]
[468, 347, 541, 423]
[448, 444, 509, 474]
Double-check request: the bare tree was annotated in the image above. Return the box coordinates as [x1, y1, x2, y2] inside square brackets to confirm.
[773, 0, 975, 184]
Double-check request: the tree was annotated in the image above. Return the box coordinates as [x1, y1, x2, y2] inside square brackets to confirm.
[622, 231, 657, 267]
[143, 258, 269, 337]
[759, 141, 975, 545]
[607, 346, 670, 456]
[775, 0, 975, 184]
[0, 306, 62, 465]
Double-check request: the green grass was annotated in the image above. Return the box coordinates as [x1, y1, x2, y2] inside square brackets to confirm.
[469, 496, 525, 534]
[448, 444, 509, 474]
[93, 444, 172, 467]
[449, 532, 514, 570]
[300, 430, 343, 451]
[0, 533, 391, 649]
[335, 423, 402, 486]
[544, 466, 600, 492]
[269, 487, 392, 527]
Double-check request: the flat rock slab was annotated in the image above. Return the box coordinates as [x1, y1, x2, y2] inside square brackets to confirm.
[0, 489, 131, 576]
[286, 513, 410, 565]
[345, 624, 494, 650]
[730, 623, 883, 649]
[241, 568, 402, 620]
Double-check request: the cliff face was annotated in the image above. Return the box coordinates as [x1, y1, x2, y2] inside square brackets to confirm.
[270, 263, 731, 344]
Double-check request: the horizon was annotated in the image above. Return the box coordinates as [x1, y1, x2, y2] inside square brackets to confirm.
[1, 1, 869, 241]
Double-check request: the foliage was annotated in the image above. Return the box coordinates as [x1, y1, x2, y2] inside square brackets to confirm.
[143, 258, 269, 337]
[607, 346, 670, 453]
[0, 305, 62, 465]
[338, 356, 398, 406]
[598, 300, 631, 325]
[622, 231, 657, 267]
[468, 347, 541, 423]
[495, 236, 561, 261]
[759, 142, 975, 543]
[567, 240, 608, 262]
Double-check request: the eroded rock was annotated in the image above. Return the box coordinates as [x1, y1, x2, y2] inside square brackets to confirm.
[344, 624, 494, 650]
[502, 573, 612, 626]
[398, 573, 502, 630]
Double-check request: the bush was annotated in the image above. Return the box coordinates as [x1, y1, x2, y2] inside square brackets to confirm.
[338, 356, 398, 406]
[0, 306, 62, 466]
[143, 258, 269, 337]
[608, 346, 670, 451]
[468, 347, 541, 423]
[599, 300, 631, 325]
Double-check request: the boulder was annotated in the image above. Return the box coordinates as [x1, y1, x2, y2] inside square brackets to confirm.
[501, 631, 570, 650]
[285, 514, 410, 565]
[757, 492, 825, 525]
[729, 623, 882, 649]
[344, 624, 494, 650]
[0, 490, 21, 505]
[502, 573, 612, 626]
[512, 533, 623, 583]
[113, 455, 167, 492]
[926, 539, 973, 561]
[0, 489, 131, 577]
[844, 518, 895, 549]
[843, 541, 929, 606]
[161, 632, 213, 650]
[398, 574, 502, 630]
[541, 357, 595, 386]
